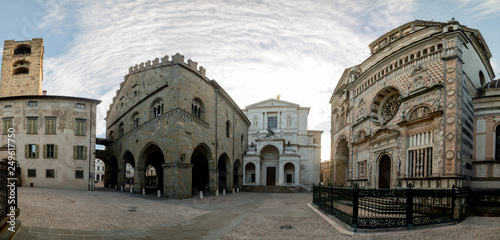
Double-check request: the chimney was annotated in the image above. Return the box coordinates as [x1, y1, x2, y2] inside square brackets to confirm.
[42, 90, 47, 95]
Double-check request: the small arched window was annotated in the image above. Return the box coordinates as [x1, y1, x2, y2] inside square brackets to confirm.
[118, 122, 124, 137]
[437, 44, 443, 51]
[12, 60, 30, 75]
[496, 125, 500, 160]
[430, 46, 435, 52]
[131, 112, 140, 128]
[151, 99, 164, 119]
[417, 51, 421, 58]
[226, 121, 231, 138]
[13, 45, 31, 55]
[191, 98, 205, 119]
[423, 49, 428, 55]
[479, 70, 485, 86]
[410, 54, 414, 60]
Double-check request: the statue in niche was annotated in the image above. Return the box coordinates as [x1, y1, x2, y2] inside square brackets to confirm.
[251, 142, 254, 147]
[286, 116, 292, 127]
[253, 117, 259, 128]
[287, 141, 291, 147]
[396, 158, 401, 174]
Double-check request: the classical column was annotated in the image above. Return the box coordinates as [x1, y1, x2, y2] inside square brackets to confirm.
[294, 162, 300, 186]
[278, 160, 284, 186]
[255, 161, 261, 185]
[243, 164, 247, 186]
[264, 112, 267, 130]
[278, 111, 281, 130]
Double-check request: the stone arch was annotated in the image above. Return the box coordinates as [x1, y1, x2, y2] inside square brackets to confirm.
[191, 143, 212, 194]
[233, 159, 242, 190]
[122, 151, 135, 190]
[407, 105, 432, 121]
[260, 145, 279, 186]
[150, 97, 164, 119]
[12, 60, 30, 75]
[370, 86, 401, 125]
[257, 142, 282, 155]
[13, 44, 31, 55]
[191, 97, 205, 120]
[377, 153, 392, 189]
[138, 143, 165, 194]
[217, 153, 231, 191]
[245, 162, 256, 184]
[479, 70, 485, 86]
[283, 162, 295, 185]
[334, 135, 349, 186]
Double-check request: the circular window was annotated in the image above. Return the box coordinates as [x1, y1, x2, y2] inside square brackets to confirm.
[370, 87, 401, 125]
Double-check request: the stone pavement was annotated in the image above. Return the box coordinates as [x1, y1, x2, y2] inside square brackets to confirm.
[10, 187, 500, 239]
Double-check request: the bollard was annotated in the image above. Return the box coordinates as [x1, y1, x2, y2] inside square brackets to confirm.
[115, 185, 117, 190]
[143, 188, 146, 195]
[200, 191, 203, 199]
[157, 190, 161, 197]
[121, 186, 124, 191]
[237, 188, 239, 193]
[130, 186, 133, 193]
[223, 189, 226, 195]
[109, 184, 111, 188]
[232, 188, 235, 194]
[216, 189, 219, 196]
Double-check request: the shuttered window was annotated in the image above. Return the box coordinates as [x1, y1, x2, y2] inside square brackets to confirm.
[45, 118, 56, 134]
[43, 144, 58, 159]
[76, 119, 86, 136]
[73, 146, 87, 160]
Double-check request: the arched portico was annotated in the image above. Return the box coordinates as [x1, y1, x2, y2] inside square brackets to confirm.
[260, 145, 279, 186]
[104, 156, 118, 188]
[191, 144, 212, 194]
[123, 151, 135, 190]
[244, 162, 257, 185]
[217, 153, 231, 192]
[138, 144, 165, 194]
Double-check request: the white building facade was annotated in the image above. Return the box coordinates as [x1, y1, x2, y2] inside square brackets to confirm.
[242, 99, 322, 189]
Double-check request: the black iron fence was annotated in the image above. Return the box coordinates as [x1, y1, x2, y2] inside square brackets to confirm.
[313, 185, 465, 230]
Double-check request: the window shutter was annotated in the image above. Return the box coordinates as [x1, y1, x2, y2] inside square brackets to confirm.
[73, 146, 77, 159]
[83, 146, 87, 160]
[55, 145, 58, 159]
[25, 145, 28, 158]
[35, 145, 39, 158]
[43, 144, 47, 159]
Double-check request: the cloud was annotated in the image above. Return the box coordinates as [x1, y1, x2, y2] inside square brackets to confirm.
[457, 0, 500, 19]
[37, 0, 416, 159]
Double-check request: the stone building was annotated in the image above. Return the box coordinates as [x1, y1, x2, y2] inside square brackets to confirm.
[99, 53, 250, 198]
[473, 80, 500, 188]
[0, 39, 100, 190]
[242, 98, 322, 189]
[321, 160, 330, 184]
[330, 19, 497, 189]
[95, 159, 105, 182]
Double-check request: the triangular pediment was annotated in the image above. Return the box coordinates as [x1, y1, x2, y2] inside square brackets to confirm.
[245, 98, 300, 109]
[369, 128, 400, 144]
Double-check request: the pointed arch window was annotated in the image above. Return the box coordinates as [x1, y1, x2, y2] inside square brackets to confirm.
[191, 98, 205, 119]
[151, 99, 164, 119]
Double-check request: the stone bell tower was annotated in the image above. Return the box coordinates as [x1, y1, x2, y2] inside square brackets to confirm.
[0, 38, 44, 97]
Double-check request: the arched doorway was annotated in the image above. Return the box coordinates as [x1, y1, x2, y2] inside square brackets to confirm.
[123, 152, 135, 190]
[284, 162, 295, 185]
[105, 156, 118, 188]
[191, 145, 210, 194]
[334, 136, 348, 186]
[261, 145, 279, 186]
[379, 154, 391, 189]
[233, 160, 242, 190]
[140, 144, 165, 194]
[218, 153, 230, 192]
[245, 162, 256, 184]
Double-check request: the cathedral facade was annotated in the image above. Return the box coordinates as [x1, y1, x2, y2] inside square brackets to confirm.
[330, 19, 497, 189]
[242, 99, 322, 189]
[100, 53, 250, 198]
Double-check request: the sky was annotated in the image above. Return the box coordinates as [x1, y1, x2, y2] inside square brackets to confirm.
[1, 0, 499, 160]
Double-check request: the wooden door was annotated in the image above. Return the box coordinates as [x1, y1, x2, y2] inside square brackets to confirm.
[266, 167, 276, 186]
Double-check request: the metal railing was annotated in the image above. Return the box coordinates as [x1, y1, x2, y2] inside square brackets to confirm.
[313, 184, 459, 230]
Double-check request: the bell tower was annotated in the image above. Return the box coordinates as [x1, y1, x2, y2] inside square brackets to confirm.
[0, 38, 44, 97]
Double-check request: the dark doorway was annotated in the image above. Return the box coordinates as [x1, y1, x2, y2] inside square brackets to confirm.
[217, 154, 229, 192]
[266, 167, 276, 186]
[106, 157, 118, 188]
[379, 154, 391, 189]
[233, 160, 241, 190]
[191, 147, 209, 194]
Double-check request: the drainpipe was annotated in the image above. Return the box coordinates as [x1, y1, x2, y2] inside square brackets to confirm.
[88, 102, 94, 191]
[215, 91, 218, 193]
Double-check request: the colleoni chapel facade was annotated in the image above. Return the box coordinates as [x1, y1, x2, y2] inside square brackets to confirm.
[330, 19, 499, 189]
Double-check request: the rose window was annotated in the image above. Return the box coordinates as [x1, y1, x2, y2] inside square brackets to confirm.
[382, 95, 401, 123]
[370, 86, 401, 125]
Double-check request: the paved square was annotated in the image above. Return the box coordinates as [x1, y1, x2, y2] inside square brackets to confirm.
[10, 187, 500, 239]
